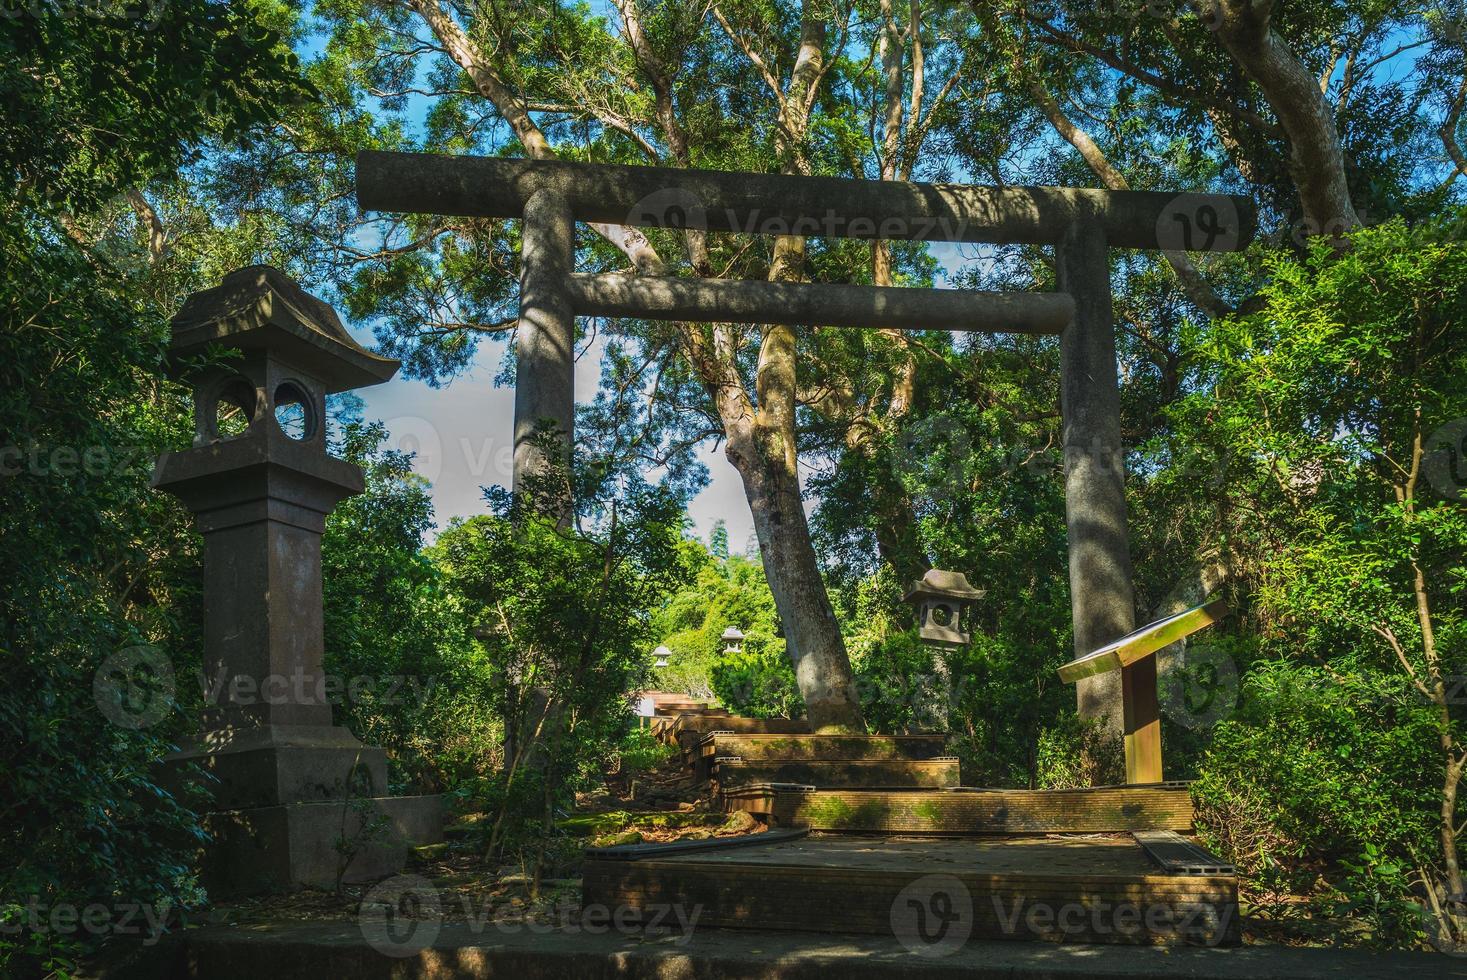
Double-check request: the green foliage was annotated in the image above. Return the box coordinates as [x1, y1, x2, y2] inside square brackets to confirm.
[433, 482, 693, 863]
[1173, 218, 1467, 658]
[652, 545, 792, 704]
[1330, 842, 1431, 948]
[1169, 220, 1467, 919]
[1033, 711, 1125, 791]
[614, 727, 677, 776]
[711, 645, 804, 719]
[1, 1, 307, 213]
[321, 421, 499, 793]
[1143, 220, 1467, 946]
[1, 7, 329, 973]
[848, 627, 940, 734]
[0, 215, 205, 976]
[1193, 663, 1439, 887]
[709, 519, 730, 561]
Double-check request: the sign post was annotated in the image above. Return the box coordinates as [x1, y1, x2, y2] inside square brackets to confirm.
[1058, 598, 1229, 784]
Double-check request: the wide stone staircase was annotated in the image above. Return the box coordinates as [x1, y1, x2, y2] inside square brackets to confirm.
[590, 703, 1241, 947]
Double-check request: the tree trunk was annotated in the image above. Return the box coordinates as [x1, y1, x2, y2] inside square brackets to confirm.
[727, 423, 865, 732]
[1200, 0, 1361, 236]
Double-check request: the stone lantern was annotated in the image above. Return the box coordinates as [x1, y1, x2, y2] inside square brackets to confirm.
[721, 626, 745, 655]
[904, 569, 985, 647]
[652, 645, 672, 669]
[152, 266, 441, 895]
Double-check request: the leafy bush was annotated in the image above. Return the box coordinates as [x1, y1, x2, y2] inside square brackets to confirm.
[1034, 711, 1125, 790]
[1193, 663, 1440, 900]
[711, 646, 804, 719]
[850, 628, 943, 733]
[1, 8, 304, 973]
[615, 727, 678, 776]
[433, 482, 692, 871]
[322, 421, 498, 793]
[0, 223, 209, 977]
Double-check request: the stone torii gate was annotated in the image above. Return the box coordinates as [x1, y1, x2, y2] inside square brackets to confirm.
[356, 150, 1254, 783]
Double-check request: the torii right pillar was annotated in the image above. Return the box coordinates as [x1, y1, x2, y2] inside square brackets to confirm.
[1055, 219, 1158, 784]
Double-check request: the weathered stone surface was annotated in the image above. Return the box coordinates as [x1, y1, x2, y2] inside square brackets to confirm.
[152, 268, 440, 896]
[94, 919, 1450, 980]
[166, 264, 398, 393]
[585, 836, 1238, 945]
[357, 151, 1257, 252]
[200, 795, 443, 895]
[168, 726, 388, 810]
[1055, 222, 1135, 739]
[740, 784, 1196, 834]
[712, 757, 960, 791]
[698, 733, 949, 764]
[568, 273, 1073, 333]
[512, 188, 575, 512]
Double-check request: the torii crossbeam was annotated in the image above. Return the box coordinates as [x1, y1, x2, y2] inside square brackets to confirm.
[356, 150, 1255, 781]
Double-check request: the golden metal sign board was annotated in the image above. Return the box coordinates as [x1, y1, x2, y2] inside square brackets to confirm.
[1058, 598, 1228, 684]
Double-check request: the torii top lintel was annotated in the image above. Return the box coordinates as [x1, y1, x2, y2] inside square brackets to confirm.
[356, 151, 1256, 253]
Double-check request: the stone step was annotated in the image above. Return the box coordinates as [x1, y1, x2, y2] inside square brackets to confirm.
[143, 912, 1444, 978]
[722, 783, 1195, 834]
[698, 733, 949, 763]
[669, 715, 810, 756]
[649, 707, 729, 741]
[583, 833, 1240, 947]
[651, 701, 713, 717]
[713, 757, 961, 792]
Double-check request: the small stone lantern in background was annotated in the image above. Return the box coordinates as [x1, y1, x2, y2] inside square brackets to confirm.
[152, 266, 441, 895]
[721, 626, 745, 655]
[652, 645, 672, 669]
[904, 569, 985, 647]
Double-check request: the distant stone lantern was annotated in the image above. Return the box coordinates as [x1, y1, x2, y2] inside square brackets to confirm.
[904, 569, 985, 647]
[152, 266, 441, 894]
[652, 645, 672, 669]
[721, 626, 745, 655]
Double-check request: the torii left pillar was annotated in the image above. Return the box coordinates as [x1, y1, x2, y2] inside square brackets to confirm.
[1055, 220, 1159, 785]
[503, 191, 576, 766]
[513, 188, 576, 521]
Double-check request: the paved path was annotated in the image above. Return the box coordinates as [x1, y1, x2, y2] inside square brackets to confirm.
[91, 920, 1460, 979]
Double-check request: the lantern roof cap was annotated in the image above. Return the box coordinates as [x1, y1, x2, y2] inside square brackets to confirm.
[721, 626, 745, 641]
[653, 645, 673, 657]
[167, 265, 400, 393]
[904, 568, 985, 603]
